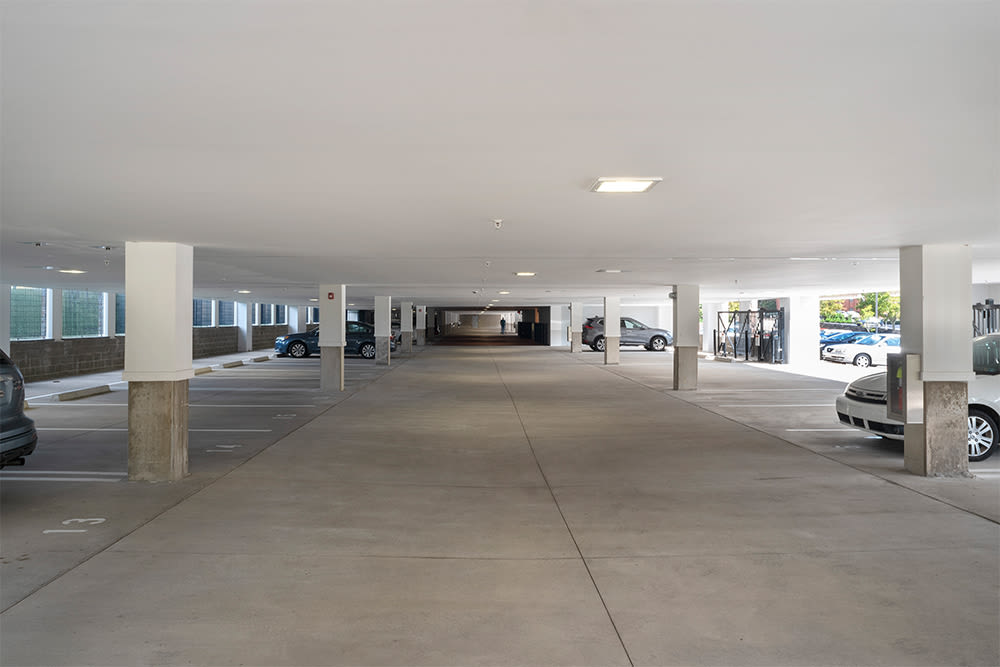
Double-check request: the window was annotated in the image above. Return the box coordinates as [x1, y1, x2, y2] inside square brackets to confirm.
[308, 307, 320, 324]
[63, 290, 105, 338]
[193, 299, 214, 327]
[115, 293, 126, 335]
[258, 303, 273, 325]
[10, 286, 48, 340]
[218, 301, 235, 327]
[275, 304, 286, 325]
[974, 336, 1000, 375]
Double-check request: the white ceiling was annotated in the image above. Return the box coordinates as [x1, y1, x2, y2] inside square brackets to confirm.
[2, 1, 998, 310]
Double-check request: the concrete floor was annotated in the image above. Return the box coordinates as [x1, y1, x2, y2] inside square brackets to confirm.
[2, 344, 998, 666]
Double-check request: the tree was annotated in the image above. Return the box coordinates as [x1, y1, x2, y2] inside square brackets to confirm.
[820, 299, 843, 320]
[856, 292, 900, 323]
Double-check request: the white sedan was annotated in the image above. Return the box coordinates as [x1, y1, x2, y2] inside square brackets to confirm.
[822, 333, 900, 367]
[834, 334, 1000, 461]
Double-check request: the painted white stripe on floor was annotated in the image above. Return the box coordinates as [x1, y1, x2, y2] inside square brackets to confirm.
[6, 470, 125, 476]
[4, 477, 122, 483]
[786, 428, 855, 432]
[719, 404, 831, 408]
[28, 404, 315, 408]
[698, 388, 832, 393]
[37, 428, 272, 433]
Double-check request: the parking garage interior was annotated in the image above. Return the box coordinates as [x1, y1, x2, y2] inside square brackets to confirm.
[2, 2, 999, 666]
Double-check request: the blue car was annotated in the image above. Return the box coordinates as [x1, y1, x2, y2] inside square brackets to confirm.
[275, 322, 394, 359]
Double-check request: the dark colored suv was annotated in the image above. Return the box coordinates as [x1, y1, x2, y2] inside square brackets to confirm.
[1, 350, 37, 468]
[582, 316, 674, 352]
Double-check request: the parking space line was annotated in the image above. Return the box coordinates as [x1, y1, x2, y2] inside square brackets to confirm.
[719, 404, 831, 408]
[786, 428, 855, 432]
[697, 389, 832, 393]
[3, 477, 123, 483]
[37, 427, 272, 433]
[5, 470, 124, 475]
[26, 404, 316, 408]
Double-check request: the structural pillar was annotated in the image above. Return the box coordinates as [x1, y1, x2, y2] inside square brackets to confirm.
[900, 245, 973, 476]
[318, 285, 346, 391]
[701, 301, 725, 355]
[0, 283, 10, 355]
[415, 306, 427, 345]
[235, 301, 252, 352]
[288, 305, 308, 334]
[777, 295, 820, 368]
[122, 242, 193, 482]
[603, 296, 620, 364]
[400, 301, 413, 354]
[570, 301, 583, 353]
[672, 284, 699, 390]
[375, 296, 391, 365]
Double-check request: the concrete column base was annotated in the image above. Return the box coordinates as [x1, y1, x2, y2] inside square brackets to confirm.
[376, 337, 391, 365]
[604, 336, 620, 365]
[570, 332, 583, 353]
[128, 380, 188, 482]
[401, 332, 413, 355]
[905, 381, 969, 476]
[320, 346, 345, 391]
[415, 330, 426, 346]
[673, 345, 698, 391]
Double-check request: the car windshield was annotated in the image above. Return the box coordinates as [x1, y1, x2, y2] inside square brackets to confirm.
[973, 335, 1000, 375]
[854, 336, 882, 346]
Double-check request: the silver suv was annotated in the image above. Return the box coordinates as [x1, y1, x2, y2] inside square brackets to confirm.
[582, 316, 674, 352]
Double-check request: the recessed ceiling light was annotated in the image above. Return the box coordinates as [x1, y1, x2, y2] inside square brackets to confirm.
[58, 269, 86, 274]
[596, 268, 623, 273]
[348, 303, 355, 306]
[498, 290, 510, 295]
[236, 289, 251, 294]
[308, 298, 319, 302]
[515, 272, 535, 277]
[590, 177, 662, 193]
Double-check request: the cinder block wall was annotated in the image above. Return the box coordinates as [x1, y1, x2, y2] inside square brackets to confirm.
[10, 325, 287, 382]
[10, 337, 126, 382]
[193, 327, 238, 359]
[253, 325, 287, 350]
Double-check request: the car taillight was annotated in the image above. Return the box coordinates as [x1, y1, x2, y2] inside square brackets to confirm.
[583, 324, 592, 329]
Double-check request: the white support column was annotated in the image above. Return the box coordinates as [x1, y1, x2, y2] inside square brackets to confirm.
[288, 306, 308, 334]
[122, 242, 194, 482]
[777, 295, 820, 368]
[415, 306, 427, 345]
[0, 284, 10, 355]
[103, 292, 113, 338]
[375, 296, 391, 365]
[603, 296, 620, 365]
[549, 305, 569, 347]
[900, 245, 973, 477]
[672, 285, 699, 390]
[318, 285, 346, 391]
[236, 301, 252, 352]
[570, 301, 583, 353]
[400, 301, 413, 354]
[212, 299, 221, 329]
[50, 288, 62, 342]
[701, 302, 724, 354]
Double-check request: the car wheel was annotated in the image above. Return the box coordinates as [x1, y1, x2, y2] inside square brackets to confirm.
[289, 341, 309, 358]
[649, 336, 668, 352]
[594, 336, 605, 352]
[360, 342, 376, 359]
[853, 354, 871, 367]
[968, 408, 998, 462]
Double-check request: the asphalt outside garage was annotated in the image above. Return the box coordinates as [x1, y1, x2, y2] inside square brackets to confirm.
[1, 343, 998, 666]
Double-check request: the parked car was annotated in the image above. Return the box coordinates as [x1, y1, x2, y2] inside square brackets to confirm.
[275, 322, 395, 359]
[1, 349, 37, 468]
[835, 333, 1000, 461]
[821, 330, 871, 347]
[822, 333, 900, 367]
[582, 316, 673, 352]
